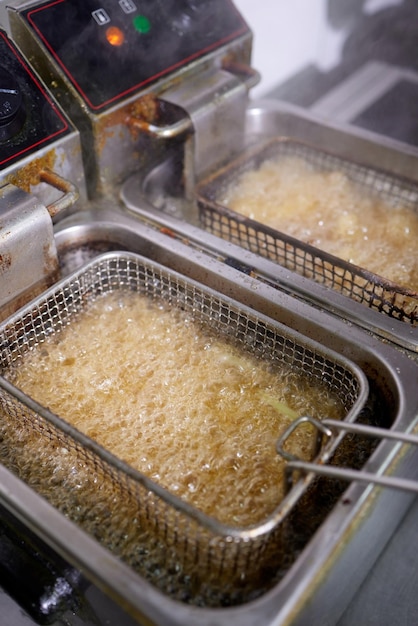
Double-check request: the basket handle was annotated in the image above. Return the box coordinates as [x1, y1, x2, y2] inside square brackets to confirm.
[276, 415, 418, 495]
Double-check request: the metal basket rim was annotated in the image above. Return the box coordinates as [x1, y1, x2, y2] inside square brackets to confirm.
[0, 250, 370, 540]
[196, 137, 418, 308]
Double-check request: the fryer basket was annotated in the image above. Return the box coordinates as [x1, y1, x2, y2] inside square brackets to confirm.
[197, 138, 418, 325]
[0, 252, 368, 605]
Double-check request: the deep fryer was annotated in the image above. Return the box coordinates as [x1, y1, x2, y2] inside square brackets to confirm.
[0, 2, 417, 625]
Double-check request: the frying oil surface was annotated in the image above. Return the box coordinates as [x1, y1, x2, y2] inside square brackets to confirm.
[222, 156, 418, 290]
[6, 291, 343, 526]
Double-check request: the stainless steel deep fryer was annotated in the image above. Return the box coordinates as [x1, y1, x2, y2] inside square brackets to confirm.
[196, 137, 418, 326]
[0, 251, 368, 607]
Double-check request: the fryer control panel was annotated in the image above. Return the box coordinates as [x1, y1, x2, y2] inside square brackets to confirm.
[0, 29, 69, 170]
[22, 0, 249, 111]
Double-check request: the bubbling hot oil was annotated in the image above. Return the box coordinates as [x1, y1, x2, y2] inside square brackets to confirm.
[222, 156, 418, 290]
[5, 291, 344, 526]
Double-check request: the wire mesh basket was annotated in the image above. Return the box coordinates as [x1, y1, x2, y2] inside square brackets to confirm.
[0, 251, 368, 605]
[197, 138, 418, 326]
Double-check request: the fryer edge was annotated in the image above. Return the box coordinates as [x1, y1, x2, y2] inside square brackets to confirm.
[35, 207, 418, 624]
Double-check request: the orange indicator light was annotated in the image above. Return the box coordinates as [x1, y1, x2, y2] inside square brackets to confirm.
[105, 25, 125, 46]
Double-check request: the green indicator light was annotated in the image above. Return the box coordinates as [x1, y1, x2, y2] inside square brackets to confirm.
[133, 15, 151, 34]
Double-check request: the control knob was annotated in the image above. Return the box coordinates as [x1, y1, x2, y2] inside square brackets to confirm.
[0, 66, 25, 142]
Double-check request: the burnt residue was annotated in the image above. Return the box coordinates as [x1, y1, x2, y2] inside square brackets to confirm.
[94, 93, 160, 152]
[127, 93, 161, 136]
[95, 93, 190, 149]
[0, 254, 12, 273]
[6, 150, 56, 193]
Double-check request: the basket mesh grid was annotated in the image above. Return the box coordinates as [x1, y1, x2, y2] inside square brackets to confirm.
[0, 252, 366, 604]
[197, 138, 418, 325]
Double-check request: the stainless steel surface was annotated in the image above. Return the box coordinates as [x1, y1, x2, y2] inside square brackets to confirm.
[0, 170, 78, 319]
[0, 183, 59, 313]
[0, 206, 414, 626]
[0, 2, 417, 624]
[245, 99, 418, 183]
[8, 2, 253, 198]
[1, 131, 87, 212]
[122, 101, 418, 354]
[0, 131, 86, 212]
[161, 66, 254, 183]
[0, 99, 414, 625]
[0, 248, 368, 607]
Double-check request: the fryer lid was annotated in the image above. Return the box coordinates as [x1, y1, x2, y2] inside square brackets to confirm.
[197, 138, 418, 326]
[0, 251, 368, 604]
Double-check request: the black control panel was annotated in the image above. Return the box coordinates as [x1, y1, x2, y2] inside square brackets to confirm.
[23, 0, 249, 112]
[0, 30, 70, 171]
